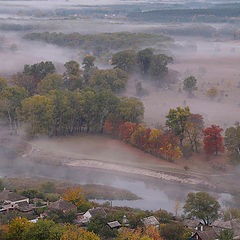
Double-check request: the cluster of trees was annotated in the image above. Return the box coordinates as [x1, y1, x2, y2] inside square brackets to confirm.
[112, 48, 173, 86]
[0, 59, 144, 136]
[24, 32, 172, 57]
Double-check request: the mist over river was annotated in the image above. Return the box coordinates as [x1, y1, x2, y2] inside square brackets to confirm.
[0, 135, 234, 212]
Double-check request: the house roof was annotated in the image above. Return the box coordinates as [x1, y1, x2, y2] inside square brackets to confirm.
[231, 219, 240, 238]
[183, 219, 202, 228]
[48, 199, 77, 212]
[196, 229, 218, 240]
[0, 190, 27, 202]
[89, 207, 107, 218]
[212, 220, 232, 229]
[142, 216, 159, 226]
[107, 221, 121, 229]
[16, 201, 34, 212]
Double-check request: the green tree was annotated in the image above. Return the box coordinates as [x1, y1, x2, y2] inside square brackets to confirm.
[89, 69, 128, 93]
[118, 97, 144, 123]
[183, 192, 220, 225]
[63, 61, 83, 90]
[149, 54, 173, 84]
[166, 106, 191, 147]
[82, 55, 98, 84]
[37, 74, 63, 95]
[0, 86, 29, 130]
[11, 73, 36, 95]
[40, 181, 56, 193]
[183, 76, 197, 97]
[223, 207, 240, 221]
[160, 224, 189, 240]
[137, 48, 153, 75]
[219, 229, 234, 240]
[23, 219, 64, 240]
[21, 95, 54, 135]
[23, 61, 56, 82]
[225, 124, 240, 163]
[112, 50, 137, 73]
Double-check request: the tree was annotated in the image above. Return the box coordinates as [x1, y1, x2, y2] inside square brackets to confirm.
[118, 97, 144, 123]
[37, 74, 63, 95]
[223, 207, 240, 221]
[206, 87, 219, 99]
[112, 50, 137, 73]
[0, 86, 29, 131]
[137, 48, 153, 75]
[0, 179, 4, 191]
[184, 114, 204, 153]
[203, 125, 224, 156]
[21, 95, 54, 135]
[183, 76, 197, 97]
[7, 217, 33, 240]
[23, 61, 56, 82]
[89, 69, 128, 93]
[23, 219, 64, 240]
[0, 77, 7, 91]
[63, 61, 83, 90]
[82, 55, 97, 84]
[183, 192, 220, 225]
[165, 106, 191, 147]
[11, 73, 35, 95]
[160, 224, 189, 240]
[225, 124, 240, 162]
[219, 229, 234, 240]
[149, 54, 173, 84]
[62, 188, 86, 208]
[61, 225, 100, 240]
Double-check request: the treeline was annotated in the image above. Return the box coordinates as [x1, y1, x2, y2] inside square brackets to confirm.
[128, 8, 240, 23]
[23, 32, 172, 57]
[0, 58, 143, 136]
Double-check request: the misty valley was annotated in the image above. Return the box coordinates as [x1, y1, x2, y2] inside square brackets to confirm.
[0, 0, 240, 240]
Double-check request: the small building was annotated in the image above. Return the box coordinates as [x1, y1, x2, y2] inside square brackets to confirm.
[183, 219, 204, 231]
[142, 216, 159, 228]
[0, 189, 29, 205]
[107, 221, 121, 229]
[191, 229, 218, 240]
[48, 199, 77, 214]
[83, 207, 107, 220]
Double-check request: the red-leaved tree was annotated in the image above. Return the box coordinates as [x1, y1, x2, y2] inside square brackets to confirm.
[203, 125, 224, 155]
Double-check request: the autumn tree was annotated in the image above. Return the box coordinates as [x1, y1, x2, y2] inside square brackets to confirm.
[112, 50, 137, 73]
[0, 77, 8, 91]
[7, 217, 33, 240]
[183, 76, 197, 97]
[37, 74, 63, 95]
[61, 225, 100, 240]
[184, 114, 204, 153]
[225, 124, 240, 162]
[82, 55, 98, 84]
[203, 125, 224, 156]
[63, 60, 83, 90]
[183, 192, 220, 225]
[62, 188, 86, 209]
[166, 106, 191, 147]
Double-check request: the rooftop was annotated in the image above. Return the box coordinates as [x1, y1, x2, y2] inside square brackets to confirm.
[107, 221, 121, 229]
[0, 190, 28, 202]
[142, 216, 159, 227]
[48, 199, 77, 212]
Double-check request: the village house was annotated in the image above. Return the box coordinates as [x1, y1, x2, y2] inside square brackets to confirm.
[183, 219, 205, 232]
[190, 229, 218, 240]
[141, 216, 159, 228]
[107, 221, 122, 230]
[0, 189, 29, 213]
[81, 207, 107, 223]
[48, 199, 77, 214]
